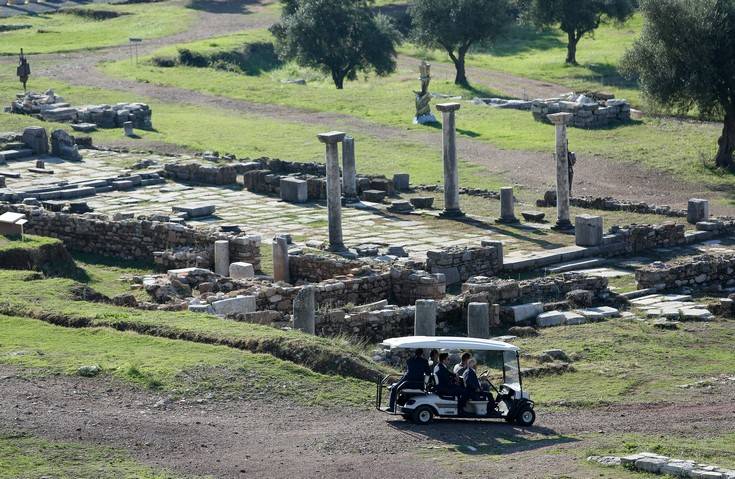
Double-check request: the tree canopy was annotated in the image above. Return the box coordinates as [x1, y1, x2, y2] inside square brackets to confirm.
[270, 0, 400, 89]
[621, 0, 735, 169]
[410, 0, 513, 86]
[528, 0, 635, 65]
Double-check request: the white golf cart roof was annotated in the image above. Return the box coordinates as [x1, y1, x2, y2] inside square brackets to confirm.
[380, 336, 519, 352]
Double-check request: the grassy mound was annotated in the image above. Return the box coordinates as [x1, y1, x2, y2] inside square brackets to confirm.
[0, 270, 390, 382]
[62, 7, 130, 20]
[0, 235, 78, 276]
[153, 42, 281, 76]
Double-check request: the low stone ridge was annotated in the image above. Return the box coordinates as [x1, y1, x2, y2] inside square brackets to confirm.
[588, 452, 735, 479]
[463, 273, 609, 307]
[636, 253, 735, 293]
[426, 242, 503, 285]
[538, 191, 688, 218]
[10, 90, 153, 130]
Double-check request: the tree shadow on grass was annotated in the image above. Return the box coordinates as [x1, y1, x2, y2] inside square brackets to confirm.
[185, 0, 264, 14]
[473, 24, 566, 57]
[578, 62, 639, 93]
[440, 215, 570, 250]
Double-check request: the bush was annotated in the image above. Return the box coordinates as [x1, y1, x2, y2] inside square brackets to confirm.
[152, 55, 177, 68]
[62, 8, 127, 20]
[177, 48, 210, 68]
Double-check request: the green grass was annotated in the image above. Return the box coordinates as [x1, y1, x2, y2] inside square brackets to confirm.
[0, 2, 194, 54]
[0, 268, 388, 381]
[401, 15, 644, 106]
[0, 434, 197, 479]
[0, 234, 58, 253]
[100, 29, 732, 188]
[0, 314, 371, 405]
[518, 319, 735, 407]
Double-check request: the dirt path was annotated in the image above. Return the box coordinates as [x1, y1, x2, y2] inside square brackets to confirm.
[2, 366, 734, 479]
[4, 2, 733, 213]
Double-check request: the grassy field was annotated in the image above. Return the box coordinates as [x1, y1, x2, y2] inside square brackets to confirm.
[0, 434, 195, 479]
[100, 29, 730, 186]
[0, 234, 58, 252]
[0, 2, 194, 54]
[401, 15, 644, 106]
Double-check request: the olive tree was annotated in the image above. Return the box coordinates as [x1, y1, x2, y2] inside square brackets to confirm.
[270, 0, 400, 89]
[529, 0, 635, 65]
[621, 0, 735, 169]
[410, 0, 513, 86]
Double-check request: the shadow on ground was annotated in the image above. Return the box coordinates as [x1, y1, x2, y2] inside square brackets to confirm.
[185, 0, 266, 14]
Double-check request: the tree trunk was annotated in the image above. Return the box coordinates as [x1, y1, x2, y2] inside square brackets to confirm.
[453, 50, 468, 87]
[565, 31, 579, 65]
[331, 70, 345, 89]
[716, 108, 735, 169]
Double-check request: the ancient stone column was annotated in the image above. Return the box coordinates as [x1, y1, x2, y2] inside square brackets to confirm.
[213, 240, 230, 276]
[342, 136, 358, 203]
[317, 131, 346, 251]
[272, 235, 290, 283]
[436, 103, 463, 217]
[467, 302, 490, 339]
[293, 286, 316, 335]
[490, 304, 501, 328]
[548, 112, 573, 230]
[687, 199, 709, 224]
[498, 187, 518, 223]
[414, 299, 437, 336]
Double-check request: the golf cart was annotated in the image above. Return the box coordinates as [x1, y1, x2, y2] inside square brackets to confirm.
[375, 336, 535, 426]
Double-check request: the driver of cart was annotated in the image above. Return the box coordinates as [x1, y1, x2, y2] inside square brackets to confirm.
[388, 348, 431, 412]
[434, 352, 464, 398]
[453, 352, 472, 378]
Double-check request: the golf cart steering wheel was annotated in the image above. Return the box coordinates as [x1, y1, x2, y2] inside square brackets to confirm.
[479, 370, 500, 394]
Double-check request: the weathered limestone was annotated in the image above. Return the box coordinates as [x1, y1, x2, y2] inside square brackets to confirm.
[0, 176, 5, 188]
[172, 204, 216, 219]
[279, 177, 307, 203]
[213, 240, 230, 276]
[498, 187, 518, 223]
[50, 129, 82, 161]
[229, 262, 255, 279]
[123, 121, 134, 137]
[511, 302, 544, 322]
[467, 302, 490, 338]
[687, 198, 709, 224]
[436, 103, 463, 217]
[21, 126, 49, 155]
[575, 214, 603, 246]
[272, 235, 290, 283]
[211, 295, 257, 316]
[548, 112, 573, 229]
[342, 136, 358, 202]
[293, 286, 316, 335]
[414, 299, 437, 336]
[393, 173, 410, 192]
[490, 303, 501, 327]
[317, 131, 346, 251]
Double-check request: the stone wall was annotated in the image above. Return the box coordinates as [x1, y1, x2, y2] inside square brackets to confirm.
[426, 242, 503, 285]
[390, 268, 446, 305]
[636, 253, 735, 291]
[609, 223, 687, 254]
[462, 272, 609, 306]
[0, 204, 261, 269]
[532, 97, 630, 128]
[288, 254, 364, 283]
[538, 191, 688, 218]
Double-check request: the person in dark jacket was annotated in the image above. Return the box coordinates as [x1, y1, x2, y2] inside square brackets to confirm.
[459, 359, 482, 414]
[388, 349, 430, 412]
[434, 353, 463, 398]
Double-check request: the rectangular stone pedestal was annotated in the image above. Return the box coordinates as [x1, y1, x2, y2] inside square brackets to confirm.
[280, 177, 307, 203]
[575, 214, 603, 246]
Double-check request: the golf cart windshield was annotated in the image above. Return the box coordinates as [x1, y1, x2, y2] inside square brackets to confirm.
[503, 350, 522, 391]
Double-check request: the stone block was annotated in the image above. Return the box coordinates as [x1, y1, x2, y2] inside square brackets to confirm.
[410, 196, 434, 209]
[279, 177, 308, 203]
[71, 123, 97, 133]
[211, 295, 257, 316]
[21, 126, 49, 154]
[536, 311, 565, 327]
[229, 262, 255, 279]
[575, 214, 603, 246]
[634, 457, 668, 474]
[511, 302, 544, 323]
[112, 180, 134, 191]
[393, 173, 410, 191]
[361, 189, 386, 203]
[387, 200, 413, 213]
[562, 311, 586, 325]
[521, 211, 546, 222]
[172, 204, 216, 218]
[687, 198, 709, 224]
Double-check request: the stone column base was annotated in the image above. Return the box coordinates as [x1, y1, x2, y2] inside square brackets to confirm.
[496, 216, 519, 224]
[551, 220, 574, 231]
[439, 209, 465, 218]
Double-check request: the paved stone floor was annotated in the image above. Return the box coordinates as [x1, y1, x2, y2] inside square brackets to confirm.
[4, 150, 548, 259]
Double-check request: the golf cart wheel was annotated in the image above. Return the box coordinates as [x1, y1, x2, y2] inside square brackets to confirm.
[515, 407, 536, 427]
[411, 406, 434, 425]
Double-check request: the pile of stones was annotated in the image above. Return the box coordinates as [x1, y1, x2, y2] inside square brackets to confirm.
[531, 93, 631, 128]
[636, 253, 735, 292]
[425, 241, 503, 285]
[588, 452, 735, 478]
[9, 90, 152, 130]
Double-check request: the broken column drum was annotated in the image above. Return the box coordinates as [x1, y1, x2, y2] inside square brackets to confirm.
[272, 235, 290, 283]
[317, 131, 347, 251]
[342, 136, 358, 203]
[293, 286, 316, 335]
[213, 240, 230, 277]
[414, 299, 437, 336]
[467, 302, 490, 339]
[498, 187, 518, 223]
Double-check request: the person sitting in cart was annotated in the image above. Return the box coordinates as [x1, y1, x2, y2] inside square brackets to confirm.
[460, 359, 483, 412]
[453, 352, 472, 377]
[434, 353, 463, 398]
[388, 348, 430, 412]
